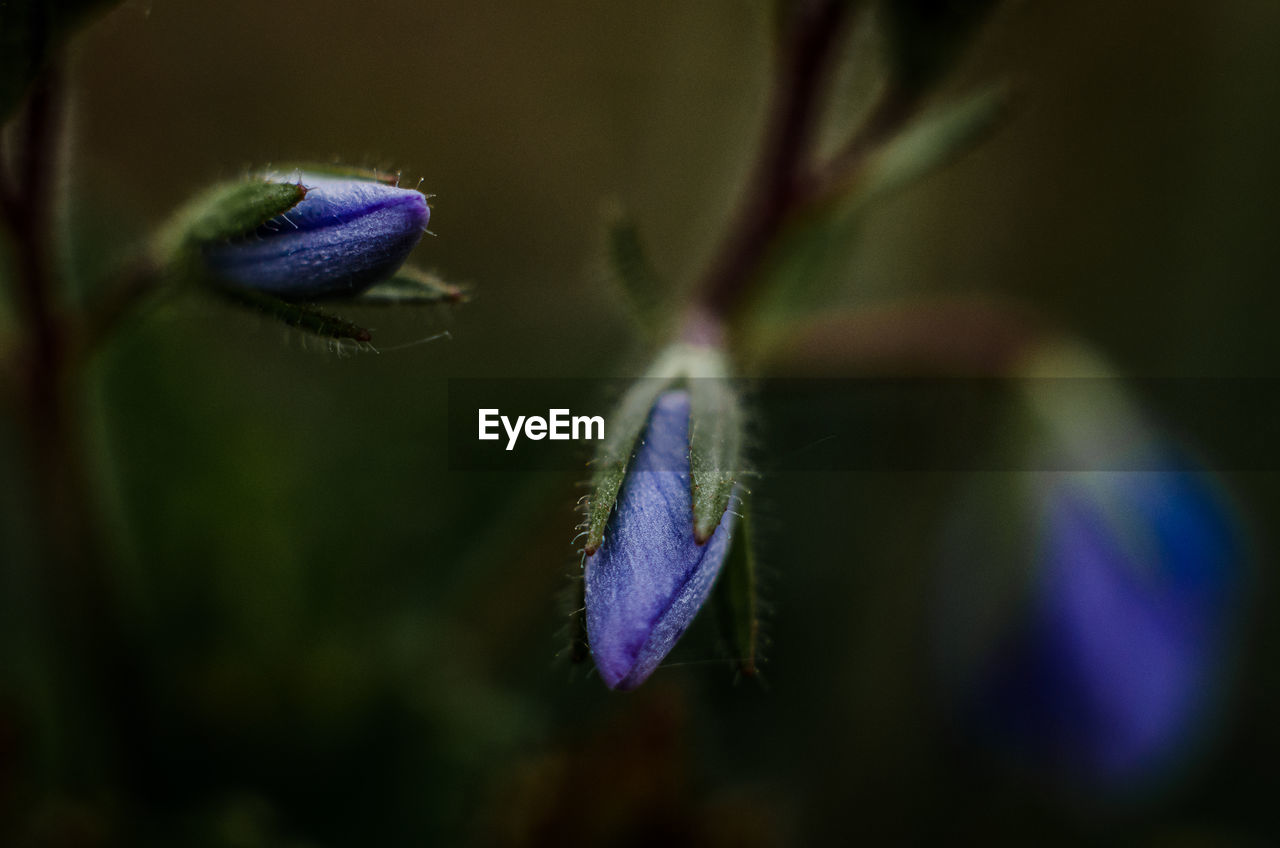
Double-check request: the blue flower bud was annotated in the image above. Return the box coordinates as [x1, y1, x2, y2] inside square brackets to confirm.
[1011, 465, 1241, 784]
[585, 390, 740, 690]
[937, 353, 1246, 790]
[202, 173, 430, 300]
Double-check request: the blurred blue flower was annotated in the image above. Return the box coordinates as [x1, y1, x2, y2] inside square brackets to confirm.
[203, 173, 430, 299]
[941, 461, 1243, 789]
[585, 390, 739, 690]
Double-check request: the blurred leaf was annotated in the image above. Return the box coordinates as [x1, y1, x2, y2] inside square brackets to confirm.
[750, 84, 1006, 324]
[714, 506, 760, 678]
[937, 470, 1038, 693]
[358, 266, 467, 305]
[854, 82, 1007, 206]
[689, 376, 744, 544]
[604, 207, 670, 338]
[0, 0, 122, 122]
[880, 0, 1001, 96]
[216, 286, 373, 344]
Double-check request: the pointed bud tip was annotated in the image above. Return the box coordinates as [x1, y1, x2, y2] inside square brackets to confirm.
[202, 171, 431, 299]
[586, 389, 740, 691]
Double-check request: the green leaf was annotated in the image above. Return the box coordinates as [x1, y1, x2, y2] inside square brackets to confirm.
[689, 375, 745, 544]
[154, 178, 308, 267]
[714, 507, 760, 678]
[0, 0, 121, 122]
[584, 372, 676, 554]
[216, 286, 373, 343]
[604, 207, 669, 337]
[357, 266, 467, 305]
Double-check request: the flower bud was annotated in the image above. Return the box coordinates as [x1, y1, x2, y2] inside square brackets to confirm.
[937, 345, 1245, 790]
[585, 390, 741, 690]
[200, 172, 430, 300]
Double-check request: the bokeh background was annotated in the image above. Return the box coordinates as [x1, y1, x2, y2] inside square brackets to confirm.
[3, 0, 1279, 844]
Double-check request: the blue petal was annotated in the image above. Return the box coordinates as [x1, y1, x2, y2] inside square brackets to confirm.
[204, 174, 429, 300]
[585, 390, 739, 690]
[973, 468, 1242, 785]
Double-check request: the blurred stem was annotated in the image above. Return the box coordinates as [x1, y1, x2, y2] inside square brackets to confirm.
[1, 62, 64, 394]
[801, 80, 920, 202]
[695, 0, 855, 320]
[0, 63, 85, 565]
[0, 59, 147, 791]
[690, 2, 927, 333]
[677, 303, 727, 349]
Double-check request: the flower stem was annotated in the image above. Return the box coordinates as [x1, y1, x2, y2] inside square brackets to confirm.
[0, 59, 149, 792]
[2, 62, 65, 395]
[695, 0, 855, 320]
[690, 2, 931, 334]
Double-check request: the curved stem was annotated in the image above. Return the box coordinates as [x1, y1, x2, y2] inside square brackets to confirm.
[2, 62, 65, 389]
[1, 59, 150, 793]
[694, 0, 856, 319]
[799, 79, 920, 205]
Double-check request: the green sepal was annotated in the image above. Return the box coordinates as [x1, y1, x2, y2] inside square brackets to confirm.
[566, 574, 590, 665]
[586, 343, 746, 553]
[268, 162, 404, 186]
[604, 207, 669, 338]
[689, 371, 745, 545]
[1, 0, 121, 121]
[880, 0, 1001, 97]
[216, 286, 372, 343]
[154, 177, 308, 269]
[714, 505, 760, 678]
[584, 370, 678, 554]
[357, 266, 467, 305]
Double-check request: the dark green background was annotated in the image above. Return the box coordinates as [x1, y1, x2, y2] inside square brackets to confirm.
[2, 1, 1278, 844]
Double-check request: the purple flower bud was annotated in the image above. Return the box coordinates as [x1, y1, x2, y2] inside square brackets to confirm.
[941, 460, 1243, 788]
[585, 390, 740, 690]
[203, 173, 430, 300]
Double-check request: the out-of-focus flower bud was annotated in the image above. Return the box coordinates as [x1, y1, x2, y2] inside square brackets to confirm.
[585, 389, 741, 690]
[199, 172, 430, 300]
[937, 343, 1245, 790]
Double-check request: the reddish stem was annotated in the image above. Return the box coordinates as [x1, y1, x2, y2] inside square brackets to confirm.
[696, 0, 856, 318]
[1, 61, 150, 794]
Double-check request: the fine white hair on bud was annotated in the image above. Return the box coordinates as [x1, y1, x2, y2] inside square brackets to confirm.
[201, 172, 430, 300]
